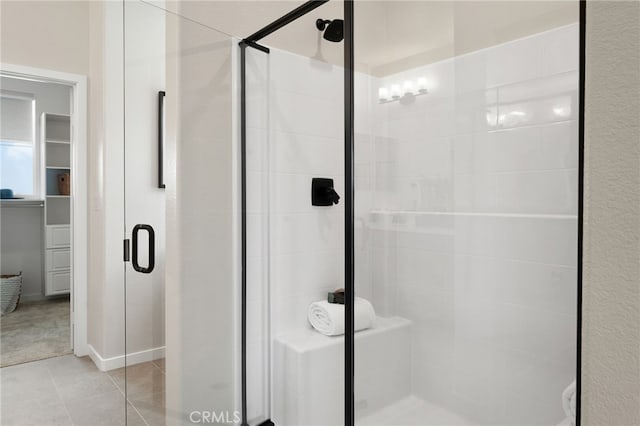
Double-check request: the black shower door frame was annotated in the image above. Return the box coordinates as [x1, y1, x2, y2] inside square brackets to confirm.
[238, 1, 586, 425]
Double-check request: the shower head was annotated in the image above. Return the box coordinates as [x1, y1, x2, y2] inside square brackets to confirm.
[316, 18, 344, 42]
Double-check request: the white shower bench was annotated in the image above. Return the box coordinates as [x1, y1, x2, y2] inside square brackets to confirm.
[273, 316, 412, 426]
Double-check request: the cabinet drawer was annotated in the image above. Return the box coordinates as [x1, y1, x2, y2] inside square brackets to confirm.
[46, 248, 71, 271]
[46, 226, 70, 248]
[46, 270, 70, 295]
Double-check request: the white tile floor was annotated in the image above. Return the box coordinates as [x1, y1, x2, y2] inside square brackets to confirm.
[0, 355, 165, 426]
[358, 395, 473, 426]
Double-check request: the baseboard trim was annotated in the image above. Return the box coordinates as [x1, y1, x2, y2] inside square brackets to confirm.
[87, 344, 165, 372]
[19, 294, 70, 303]
[20, 294, 49, 303]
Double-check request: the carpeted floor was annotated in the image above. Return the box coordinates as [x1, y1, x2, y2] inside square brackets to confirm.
[1, 297, 72, 367]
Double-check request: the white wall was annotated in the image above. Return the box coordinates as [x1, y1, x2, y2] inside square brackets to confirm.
[86, 0, 125, 363]
[0, 1, 90, 75]
[86, 0, 107, 361]
[0, 77, 71, 300]
[582, 2, 640, 425]
[356, 24, 579, 425]
[123, 0, 167, 362]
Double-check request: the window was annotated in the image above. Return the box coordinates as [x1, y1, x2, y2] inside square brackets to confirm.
[0, 91, 37, 197]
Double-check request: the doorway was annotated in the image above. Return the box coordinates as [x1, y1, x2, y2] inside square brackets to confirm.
[0, 65, 88, 366]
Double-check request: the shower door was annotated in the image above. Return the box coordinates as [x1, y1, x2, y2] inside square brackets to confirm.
[124, 2, 238, 424]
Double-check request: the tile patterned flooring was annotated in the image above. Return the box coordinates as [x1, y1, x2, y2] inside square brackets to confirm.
[0, 355, 165, 425]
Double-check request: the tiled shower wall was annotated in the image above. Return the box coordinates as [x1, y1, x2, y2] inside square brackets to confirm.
[358, 24, 579, 424]
[245, 47, 346, 423]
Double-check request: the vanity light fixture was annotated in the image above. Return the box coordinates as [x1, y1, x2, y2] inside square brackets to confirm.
[378, 87, 389, 102]
[378, 77, 429, 104]
[390, 84, 402, 99]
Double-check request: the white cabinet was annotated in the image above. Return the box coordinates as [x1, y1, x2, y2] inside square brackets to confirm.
[44, 227, 71, 295]
[42, 112, 72, 296]
[45, 225, 71, 248]
[48, 271, 71, 293]
[46, 248, 71, 271]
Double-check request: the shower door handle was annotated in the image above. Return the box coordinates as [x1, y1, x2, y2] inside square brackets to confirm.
[132, 224, 155, 274]
[158, 91, 166, 189]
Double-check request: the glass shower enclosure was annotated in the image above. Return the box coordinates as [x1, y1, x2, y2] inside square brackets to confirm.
[121, 1, 582, 425]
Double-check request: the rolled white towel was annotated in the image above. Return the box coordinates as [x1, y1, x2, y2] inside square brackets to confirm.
[560, 380, 576, 426]
[307, 297, 376, 336]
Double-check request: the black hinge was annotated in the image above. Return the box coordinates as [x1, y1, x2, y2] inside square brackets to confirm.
[124, 239, 130, 262]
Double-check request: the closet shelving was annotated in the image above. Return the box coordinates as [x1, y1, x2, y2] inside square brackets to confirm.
[41, 113, 72, 295]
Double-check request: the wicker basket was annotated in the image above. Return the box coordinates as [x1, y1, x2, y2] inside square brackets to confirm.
[1, 273, 22, 315]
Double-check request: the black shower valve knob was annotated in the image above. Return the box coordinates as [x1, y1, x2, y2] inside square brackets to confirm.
[326, 187, 340, 204]
[312, 178, 340, 206]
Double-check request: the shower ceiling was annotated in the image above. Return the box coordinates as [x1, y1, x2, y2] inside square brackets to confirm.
[166, 1, 577, 75]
